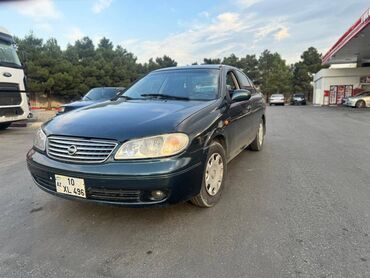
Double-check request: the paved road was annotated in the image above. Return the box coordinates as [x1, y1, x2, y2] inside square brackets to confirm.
[0, 106, 369, 277]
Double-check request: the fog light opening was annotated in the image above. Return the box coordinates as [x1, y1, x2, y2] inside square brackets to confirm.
[150, 190, 166, 201]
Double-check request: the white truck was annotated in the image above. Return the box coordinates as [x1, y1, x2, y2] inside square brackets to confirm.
[0, 27, 29, 130]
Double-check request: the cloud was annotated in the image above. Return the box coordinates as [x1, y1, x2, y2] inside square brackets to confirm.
[66, 27, 84, 42]
[120, 8, 295, 65]
[236, 0, 262, 8]
[274, 26, 290, 41]
[11, 0, 61, 21]
[92, 0, 113, 14]
[120, 12, 253, 65]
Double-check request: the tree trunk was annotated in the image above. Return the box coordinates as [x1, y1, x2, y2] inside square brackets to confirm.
[46, 90, 52, 110]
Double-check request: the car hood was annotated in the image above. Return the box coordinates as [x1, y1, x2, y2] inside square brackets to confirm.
[44, 99, 217, 141]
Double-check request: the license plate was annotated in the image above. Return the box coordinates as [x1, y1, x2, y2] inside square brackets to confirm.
[55, 174, 86, 198]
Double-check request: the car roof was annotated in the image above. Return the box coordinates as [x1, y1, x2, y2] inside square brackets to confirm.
[92, 87, 125, 90]
[153, 64, 238, 72]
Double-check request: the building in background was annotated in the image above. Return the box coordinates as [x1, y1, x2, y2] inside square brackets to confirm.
[313, 7, 370, 105]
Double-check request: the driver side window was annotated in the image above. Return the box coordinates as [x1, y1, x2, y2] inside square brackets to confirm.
[226, 71, 239, 94]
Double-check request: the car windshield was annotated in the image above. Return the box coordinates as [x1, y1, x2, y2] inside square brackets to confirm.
[271, 94, 284, 98]
[0, 40, 22, 68]
[82, 88, 121, 101]
[123, 69, 219, 101]
[294, 94, 304, 97]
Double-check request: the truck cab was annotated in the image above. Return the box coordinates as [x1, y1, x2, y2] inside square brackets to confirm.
[0, 27, 29, 130]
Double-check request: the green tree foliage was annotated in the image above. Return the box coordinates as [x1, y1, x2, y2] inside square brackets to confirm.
[203, 58, 221, 64]
[292, 47, 323, 98]
[258, 50, 292, 98]
[144, 55, 178, 72]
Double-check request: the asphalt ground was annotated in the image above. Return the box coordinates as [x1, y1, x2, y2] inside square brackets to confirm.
[0, 105, 369, 277]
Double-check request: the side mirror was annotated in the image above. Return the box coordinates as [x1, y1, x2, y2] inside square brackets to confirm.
[231, 89, 252, 102]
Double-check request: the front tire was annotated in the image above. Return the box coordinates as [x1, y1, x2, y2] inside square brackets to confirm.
[0, 123, 11, 130]
[249, 121, 265, 151]
[191, 141, 227, 208]
[356, 100, 366, 108]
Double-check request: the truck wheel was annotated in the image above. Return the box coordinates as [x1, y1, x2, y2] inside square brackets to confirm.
[356, 100, 366, 108]
[249, 121, 265, 151]
[191, 141, 226, 208]
[0, 123, 11, 130]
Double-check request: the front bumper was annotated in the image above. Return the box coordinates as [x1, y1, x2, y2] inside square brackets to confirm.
[27, 148, 205, 207]
[269, 100, 285, 104]
[346, 100, 356, 107]
[291, 99, 306, 105]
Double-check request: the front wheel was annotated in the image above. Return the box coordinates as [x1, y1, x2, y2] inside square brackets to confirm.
[356, 100, 366, 108]
[0, 123, 11, 130]
[191, 141, 227, 208]
[249, 121, 265, 151]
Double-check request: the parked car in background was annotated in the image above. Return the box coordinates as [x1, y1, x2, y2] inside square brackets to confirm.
[269, 94, 285, 106]
[57, 87, 125, 115]
[344, 91, 370, 108]
[27, 65, 266, 208]
[291, 93, 306, 105]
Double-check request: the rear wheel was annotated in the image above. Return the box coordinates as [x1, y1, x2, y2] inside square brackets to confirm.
[0, 123, 11, 130]
[191, 141, 226, 208]
[356, 100, 366, 108]
[249, 121, 265, 151]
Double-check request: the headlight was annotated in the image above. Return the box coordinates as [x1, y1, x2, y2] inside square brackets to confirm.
[114, 133, 189, 160]
[33, 128, 47, 151]
[58, 107, 65, 113]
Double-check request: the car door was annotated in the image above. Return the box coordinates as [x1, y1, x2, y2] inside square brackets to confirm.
[364, 92, 370, 107]
[225, 70, 254, 160]
[236, 71, 264, 139]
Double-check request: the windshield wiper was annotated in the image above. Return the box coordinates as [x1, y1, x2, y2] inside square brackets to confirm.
[141, 93, 189, 101]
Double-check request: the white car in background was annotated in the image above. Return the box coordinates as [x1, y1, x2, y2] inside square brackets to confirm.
[345, 91, 370, 108]
[269, 94, 285, 106]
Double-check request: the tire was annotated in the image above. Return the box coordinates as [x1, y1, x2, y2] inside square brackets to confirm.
[249, 120, 265, 151]
[190, 141, 227, 208]
[356, 100, 366, 108]
[0, 123, 11, 130]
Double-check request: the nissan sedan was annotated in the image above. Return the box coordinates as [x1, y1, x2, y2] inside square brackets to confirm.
[27, 65, 266, 208]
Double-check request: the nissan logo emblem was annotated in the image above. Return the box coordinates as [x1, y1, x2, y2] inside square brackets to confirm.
[67, 145, 78, 156]
[3, 72, 12, 78]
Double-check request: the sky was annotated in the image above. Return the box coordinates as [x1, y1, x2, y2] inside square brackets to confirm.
[0, 0, 368, 65]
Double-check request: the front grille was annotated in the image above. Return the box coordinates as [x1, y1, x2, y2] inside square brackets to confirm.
[0, 83, 21, 106]
[32, 173, 142, 202]
[47, 136, 118, 163]
[88, 188, 141, 202]
[0, 107, 23, 117]
[33, 175, 56, 191]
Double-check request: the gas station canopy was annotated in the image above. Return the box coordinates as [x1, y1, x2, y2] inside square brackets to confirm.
[323, 8, 370, 65]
